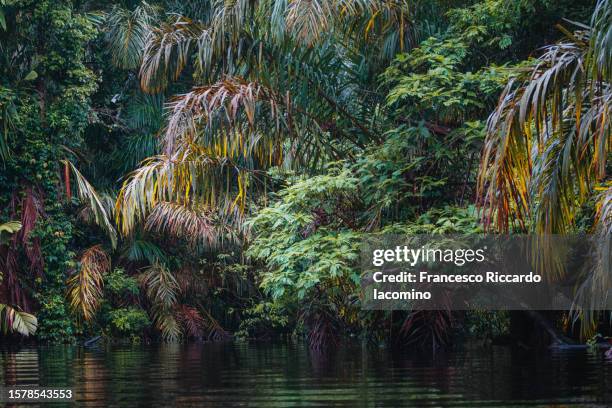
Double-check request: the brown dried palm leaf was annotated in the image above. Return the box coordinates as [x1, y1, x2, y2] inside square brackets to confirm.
[163, 78, 285, 159]
[17, 188, 45, 276]
[145, 201, 238, 248]
[175, 304, 204, 338]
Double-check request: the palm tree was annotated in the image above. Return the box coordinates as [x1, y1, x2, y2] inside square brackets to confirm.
[110, 0, 417, 237]
[478, 0, 611, 335]
[479, 0, 610, 234]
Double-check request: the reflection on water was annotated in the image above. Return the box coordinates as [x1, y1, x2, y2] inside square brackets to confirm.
[1, 342, 611, 407]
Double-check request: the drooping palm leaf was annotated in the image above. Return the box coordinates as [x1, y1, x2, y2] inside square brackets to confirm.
[140, 263, 182, 341]
[477, 0, 611, 334]
[122, 238, 166, 264]
[0, 304, 37, 336]
[116, 0, 412, 242]
[63, 160, 118, 248]
[0, 220, 20, 245]
[104, 2, 160, 70]
[140, 262, 179, 307]
[115, 140, 259, 237]
[17, 188, 44, 276]
[174, 304, 204, 338]
[478, 12, 610, 234]
[163, 78, 285, 156]
[590, 0, 612, 79]
[154, 309, 182, 341]
[145, 201, 239, 248]
[66, 245, 111, 322]
[140, 16, 205, 93]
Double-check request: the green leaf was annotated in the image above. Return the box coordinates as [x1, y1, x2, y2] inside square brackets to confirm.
[24, 70, 38, 81]
[0, 304, 38, 336]
[0, 221, 21, 245]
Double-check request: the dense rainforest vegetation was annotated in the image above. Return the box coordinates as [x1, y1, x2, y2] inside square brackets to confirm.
[0, 0, 609, 350]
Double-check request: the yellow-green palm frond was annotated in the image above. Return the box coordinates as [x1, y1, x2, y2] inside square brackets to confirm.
[0, 220, 21, 245]
[63, 160, 118, 248]
[0, 304, 37, 336]
[116, 78, 289, 237]
[594, 183, 612, 234]
[478, 76, 533, 232]
[478, 19, 610, 234]
[115, 144, 254, 236]
[67, 245, 111, 322]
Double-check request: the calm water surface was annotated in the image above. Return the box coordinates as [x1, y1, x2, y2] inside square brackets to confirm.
[1, 342, 611, 407]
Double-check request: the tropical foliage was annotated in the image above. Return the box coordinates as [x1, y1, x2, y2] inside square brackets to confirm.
[0, 0, 608, 348]
[0, 221, 38, 336]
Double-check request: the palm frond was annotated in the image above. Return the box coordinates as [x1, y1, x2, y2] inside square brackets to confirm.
[140, 16, 205, 93]
[17, 188, 44, 276]
[145, 201, 238, 248]
[0, 221, 21, 245]
[589, 0, 611, 79]
[0, 93, 17, 163]
[282, 0, 412, 53]
[571, 185, 612, 338]
[478, 22, 610, 234]
[200, 308, 231, 341]
[175, 304, 204, 338]
[210, 0, 249, 41]
[105, 2, 159, 70]
[140, 263, 182, 341]
[140, 262, 179, 308]
[66, 245, 111, 322]
[63, 160, 118, 248]
[122, 239, 166, 264]
[285, 0, 333, 46]
[115, 144, 254, 236]
[0, 304, 37, 336]
[125, 92, 165, 131]
[115, 133, 160, 173]
[154, 309, 182, 341]
[163, 77, 284, 157]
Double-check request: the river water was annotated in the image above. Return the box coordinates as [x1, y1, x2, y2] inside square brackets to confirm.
[1, 342, 611, 407]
